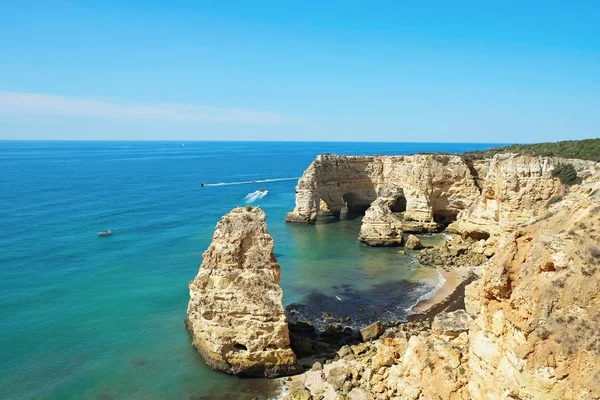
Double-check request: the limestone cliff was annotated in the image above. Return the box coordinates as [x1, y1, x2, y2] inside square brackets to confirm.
[287, 153, 598, 248]
[449, 154, 599, 241]
[465, 180, 600, 399]
[285, 154, 480, 233]
[285, 154, 600, 399]
[186, 206, 297, 377]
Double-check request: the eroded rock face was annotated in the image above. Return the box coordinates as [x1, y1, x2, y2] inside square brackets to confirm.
[358, 198, 404, 246]
[284, 159, 600, 399]
[450, 154, 599, 240]
[186, 206, 297, 377]
[286, 154, 481, 228]
[287, 153, 599, 249]
[466, 183, 600, 399]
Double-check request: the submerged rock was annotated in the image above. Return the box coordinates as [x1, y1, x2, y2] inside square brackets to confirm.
[186, 206, 297, 377]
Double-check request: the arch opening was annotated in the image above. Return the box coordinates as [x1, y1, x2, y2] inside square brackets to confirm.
[342, 192, 371, 215]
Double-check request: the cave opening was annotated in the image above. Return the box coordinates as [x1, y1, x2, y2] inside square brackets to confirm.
[390, 195, 407, 213]
[432, 210, 459, 229]
[463, 230, 490, 241]
[233, 343, 248, 351]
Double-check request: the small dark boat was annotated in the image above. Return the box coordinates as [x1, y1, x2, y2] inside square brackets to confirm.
[259, 188, 266, 192]
[98, 230, 112, 237]
[201, 183, 205, 187]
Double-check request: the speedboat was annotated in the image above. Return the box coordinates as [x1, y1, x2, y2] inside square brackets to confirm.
[98, 230, 112, 236]
[259, 188, 266, 192]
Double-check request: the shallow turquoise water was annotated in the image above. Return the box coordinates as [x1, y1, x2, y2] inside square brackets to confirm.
[0, 141, 496, 399]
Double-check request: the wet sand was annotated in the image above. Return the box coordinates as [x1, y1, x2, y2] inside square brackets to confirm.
[408, 266, 476, 321]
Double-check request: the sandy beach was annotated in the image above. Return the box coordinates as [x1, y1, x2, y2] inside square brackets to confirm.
[409, 266, 476, 319]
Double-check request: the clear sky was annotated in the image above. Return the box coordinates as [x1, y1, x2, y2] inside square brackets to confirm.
[0, 1, 598, 142]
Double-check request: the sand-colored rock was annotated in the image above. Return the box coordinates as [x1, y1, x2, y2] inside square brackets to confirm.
[466, 180, 600, 399]
[405, 234, 423, 250]
[283, 156, 600, 399]
[450, 154, 599, 240]
[432, 310, 472, 337]
[186, 206, 297, 377]
[358, 198, 404, 246]
[287, 153, 599, 249]
[286, 154, 481, 229]
[360, 321, 385, 342]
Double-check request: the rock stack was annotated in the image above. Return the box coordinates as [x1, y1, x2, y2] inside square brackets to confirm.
[186, 206, 297, 377]
[358, 198, 405, 246]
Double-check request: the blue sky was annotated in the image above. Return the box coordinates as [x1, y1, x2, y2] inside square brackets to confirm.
[0, 1, 598, 142]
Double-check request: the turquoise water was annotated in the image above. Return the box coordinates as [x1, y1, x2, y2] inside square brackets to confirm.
[0, 141, 496, 399]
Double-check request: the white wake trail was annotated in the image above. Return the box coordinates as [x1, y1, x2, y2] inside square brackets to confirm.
[202, 177, 299, 187]
[245, 190, 268, 203]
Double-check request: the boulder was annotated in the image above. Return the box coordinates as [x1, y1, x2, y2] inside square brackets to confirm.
[186, 207, 297, 377]
[327, 366, 350, 391]
[285, 386, 312, 400]
[405, 234, 424, 250]
[347, 387, 374, 400]
[361, 321, 384, 342]
[432, 310, 472, 336]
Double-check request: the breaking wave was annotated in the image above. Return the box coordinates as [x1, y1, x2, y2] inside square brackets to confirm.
[201, 177, 299, 187]
[403, 269, 447, 313]
[245, 190, 268, 203]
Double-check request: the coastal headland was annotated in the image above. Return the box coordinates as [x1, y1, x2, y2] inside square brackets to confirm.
[188, 142, 600, 399]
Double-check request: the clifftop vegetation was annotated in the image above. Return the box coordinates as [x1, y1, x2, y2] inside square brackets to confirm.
[465, 138, 600, 162]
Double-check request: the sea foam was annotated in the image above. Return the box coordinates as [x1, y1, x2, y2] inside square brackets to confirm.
[403, 269, 447, 313]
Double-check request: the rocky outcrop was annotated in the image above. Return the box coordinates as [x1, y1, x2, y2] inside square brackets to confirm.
[449, 154, 599, 240]
[405, 234, 423, 250]
[286, 154, 481, 229]
[186, 206, 297, 377]
[465, 181, 600, 399]
[285, 322, 471, 400]
[358, 198, 404, 246]
[284, 156, 600, 399]
[415, 237, 491, 269]
[287, 153, 599, 248]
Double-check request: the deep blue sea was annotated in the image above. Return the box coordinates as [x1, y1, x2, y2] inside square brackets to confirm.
[0, 141, 497, 399]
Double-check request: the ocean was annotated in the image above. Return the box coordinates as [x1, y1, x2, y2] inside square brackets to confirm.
[0, 141, 497, 399]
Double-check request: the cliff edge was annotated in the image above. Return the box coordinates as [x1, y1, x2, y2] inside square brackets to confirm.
[284, 153, 600, 399]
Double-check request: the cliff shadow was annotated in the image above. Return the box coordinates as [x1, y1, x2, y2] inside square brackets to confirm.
[285, 278, 435, 367]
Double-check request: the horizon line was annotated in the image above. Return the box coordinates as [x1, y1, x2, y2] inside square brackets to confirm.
[0, 139, 512, 145]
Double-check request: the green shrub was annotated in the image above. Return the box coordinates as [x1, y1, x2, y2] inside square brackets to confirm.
[463, 138, 600, 162]
[434, 155, 450, 165]
[552, 163, 581, 185]
[245, 204, 254, 211]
